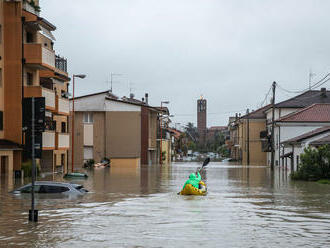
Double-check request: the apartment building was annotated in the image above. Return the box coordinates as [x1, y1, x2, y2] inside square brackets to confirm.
[69, 92, 162, 168]
[0, 0, 70, 177]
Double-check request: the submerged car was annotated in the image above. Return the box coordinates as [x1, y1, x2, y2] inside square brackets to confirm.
[12, 181, 88, 195]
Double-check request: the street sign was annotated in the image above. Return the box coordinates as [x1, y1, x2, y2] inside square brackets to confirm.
[24, 131, 42, 159]
[23, 97, 45, 132]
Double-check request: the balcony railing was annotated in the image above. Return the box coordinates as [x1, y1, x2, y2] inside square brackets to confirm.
[24, 86, 55, 110]
[55, 55, 67, 73]
[24, 44, 55, 69]
[57, 133, 69, 149]
[56, 96, 69, 115]
[42, 131, 55, 150]
[23, 1, 40, 16]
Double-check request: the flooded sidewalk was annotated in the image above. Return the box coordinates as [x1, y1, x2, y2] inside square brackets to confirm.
[0, 162, 330, 247]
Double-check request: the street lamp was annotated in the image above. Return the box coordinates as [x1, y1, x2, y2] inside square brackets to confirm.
[160, 101, 170, 165]
[71, 74, 86, 173]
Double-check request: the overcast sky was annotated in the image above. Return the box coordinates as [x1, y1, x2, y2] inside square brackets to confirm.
[40, 0, 330, 127]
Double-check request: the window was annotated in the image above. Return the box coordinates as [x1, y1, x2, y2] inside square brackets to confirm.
[26, 32, 33, 43]
[0, 111, 3, 131]
[61, 122, 66, 133]
[39, 185, 69, 193]
[0, 25, 2, 44]
[0, 68, 2, 87]
[27, 72, 33, 85]
[61, 154, 65, 166]
[20, 185, 41, 193]
[83, 112, 93, 123]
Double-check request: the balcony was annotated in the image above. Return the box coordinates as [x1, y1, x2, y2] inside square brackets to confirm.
[56, 133, 69, 150]
[23, 1, 40, 16]
[55, 55, 68, 73]
[24, 86, 56, 111]
[56, 96, 70, 115]
[24, 44, 55, 70]
[42, 131, 55, 150]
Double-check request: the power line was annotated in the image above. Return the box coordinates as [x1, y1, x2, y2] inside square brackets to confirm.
[277, 71, 330, 94]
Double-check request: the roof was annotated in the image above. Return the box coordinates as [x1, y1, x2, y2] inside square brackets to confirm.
[208, 126, 227, 131]
[121, 96, 147, 105]
[37, 17, 56, 31]
[70, 91, 118, 101]
[310, 134, 330, 146]
[275, 89, 330, 108]
[277, 104, 330, 122]
[282, 126, 330, 144]
[0, 140, 23, 150]
[241, 104, 272, 119]
[70, 90, 165, 113]
[167, 128, 182, 139]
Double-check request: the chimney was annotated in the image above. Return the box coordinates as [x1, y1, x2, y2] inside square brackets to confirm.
[142, 97, 145, 102]
[145, 93, 149, 104]
[321, 88, 327, 98]
[129, 93, 134, 99]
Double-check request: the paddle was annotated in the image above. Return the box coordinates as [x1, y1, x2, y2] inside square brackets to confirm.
[200, 157, 210, 170]
[177, 157, 210, 195]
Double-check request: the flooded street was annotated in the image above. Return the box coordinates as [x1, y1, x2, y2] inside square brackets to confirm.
[1, 162, 330, 247]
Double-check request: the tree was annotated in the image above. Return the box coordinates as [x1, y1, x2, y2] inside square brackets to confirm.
[291, 145, 330, 181]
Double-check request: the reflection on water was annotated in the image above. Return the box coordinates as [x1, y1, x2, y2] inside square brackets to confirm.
[1, 162, 330, 247]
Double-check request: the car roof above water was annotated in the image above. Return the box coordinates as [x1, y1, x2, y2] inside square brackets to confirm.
[27, 181, 79, 187]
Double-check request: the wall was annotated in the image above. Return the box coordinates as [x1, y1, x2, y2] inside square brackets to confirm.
[68, 112, 84, 169]
[140, 106, 149, 164]
[93, 112, 105, 163]
[240, 119, 267, 165]
[3, 1, 22, 144]
[105, 111, 141, 158]
[0, 1, 4, 139]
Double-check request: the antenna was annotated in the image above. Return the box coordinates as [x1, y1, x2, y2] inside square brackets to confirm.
[109, 72, 122, 92]
[309, 69, 316, 90]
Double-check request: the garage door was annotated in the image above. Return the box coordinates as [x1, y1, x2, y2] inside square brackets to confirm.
[84, 147, 93, 160]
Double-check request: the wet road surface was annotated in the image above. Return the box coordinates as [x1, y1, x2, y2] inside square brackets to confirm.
[1, 162, 330, 247]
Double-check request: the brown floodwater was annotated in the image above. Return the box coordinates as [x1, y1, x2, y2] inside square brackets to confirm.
[0, 162, 330, 247]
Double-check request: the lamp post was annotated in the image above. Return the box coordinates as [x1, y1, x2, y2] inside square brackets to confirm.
[71, 74, 86, 173]
[159, 101, 169, 165]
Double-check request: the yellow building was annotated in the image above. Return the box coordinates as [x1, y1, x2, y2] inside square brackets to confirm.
[0, 0, 70, 177]
[231, 105, 271, 165]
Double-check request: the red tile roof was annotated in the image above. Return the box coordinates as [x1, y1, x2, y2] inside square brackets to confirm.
[277, 104, 330, 122]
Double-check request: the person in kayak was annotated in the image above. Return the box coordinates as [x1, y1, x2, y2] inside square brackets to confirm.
[182, 171, 202, 190]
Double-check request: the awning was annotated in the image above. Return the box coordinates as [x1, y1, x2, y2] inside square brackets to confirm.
[0, 140, 23, 151]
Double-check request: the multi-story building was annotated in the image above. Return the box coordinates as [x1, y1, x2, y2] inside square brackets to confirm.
[0, 0, 70, 177]
[69, 91, 163, 168]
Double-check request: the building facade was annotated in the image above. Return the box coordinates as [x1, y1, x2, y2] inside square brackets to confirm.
[69, 92, 162, 168]
[0, 0, 70, 177]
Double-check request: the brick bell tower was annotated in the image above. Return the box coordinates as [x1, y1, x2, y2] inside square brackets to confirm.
[197, 96, 207, 146]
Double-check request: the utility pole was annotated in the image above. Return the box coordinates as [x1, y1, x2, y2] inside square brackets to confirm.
[271, 81, 276, 171]
[29, 97, 38, 222]
[246, 108, 250, 165]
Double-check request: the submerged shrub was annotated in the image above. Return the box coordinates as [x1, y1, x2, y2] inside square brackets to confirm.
[291, 145, 330, 181]
[21, 160, 40, 178]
